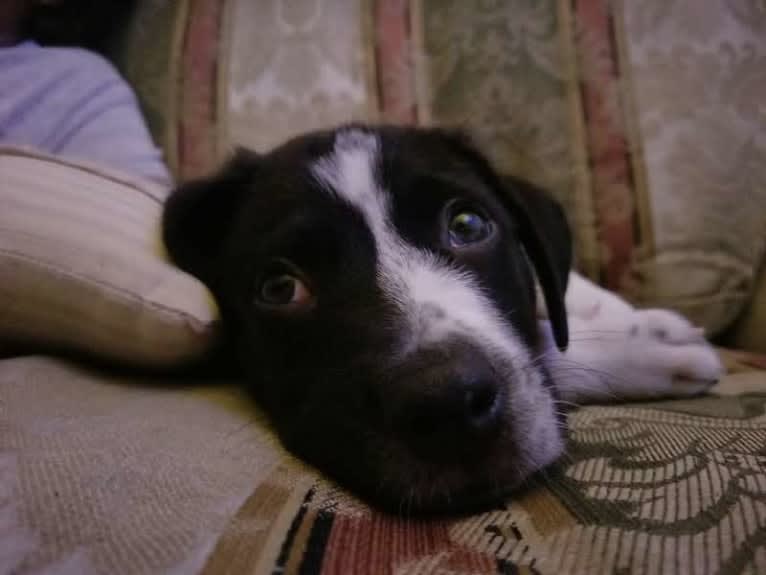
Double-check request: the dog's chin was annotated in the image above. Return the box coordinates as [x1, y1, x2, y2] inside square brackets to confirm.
[271, 358, 567, 514]
[372, 428, 566, 514]
[282, 413, 566, 515]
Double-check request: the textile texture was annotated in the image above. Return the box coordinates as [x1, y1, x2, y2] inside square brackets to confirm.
[2, 351, 765, 574]
[22, 2, 757, 573]
[116, 0, 766, 338]
[726, 268, 766, 354]
[0, 147, 217, 366]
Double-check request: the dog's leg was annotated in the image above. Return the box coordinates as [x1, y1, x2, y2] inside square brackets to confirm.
[539, 273, 723, 403]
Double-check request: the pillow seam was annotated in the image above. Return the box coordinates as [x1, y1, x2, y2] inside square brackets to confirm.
[0, 247, 214, 329]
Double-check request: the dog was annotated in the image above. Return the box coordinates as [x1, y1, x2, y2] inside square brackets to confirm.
[162, 125, 722, 512]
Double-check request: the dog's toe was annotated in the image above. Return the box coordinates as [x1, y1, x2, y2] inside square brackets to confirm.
[626, 310, 723, 398]
[642, 335, 724, 398]
[668, 343, 724, 385]
[632, 309, 707, 345]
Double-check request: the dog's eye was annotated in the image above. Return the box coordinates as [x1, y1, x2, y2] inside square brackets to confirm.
[447, 206, 492, 247]
[258, 274, 313, 308]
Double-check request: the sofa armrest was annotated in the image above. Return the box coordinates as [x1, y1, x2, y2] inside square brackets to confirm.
[722, 261, 766, 353]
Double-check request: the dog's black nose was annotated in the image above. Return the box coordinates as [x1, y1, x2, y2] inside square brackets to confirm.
[399, 370, 505, 460]
[463, 377, 502, 430]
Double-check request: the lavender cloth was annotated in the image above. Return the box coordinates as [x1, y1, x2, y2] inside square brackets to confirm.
[0, 41, 172, 187]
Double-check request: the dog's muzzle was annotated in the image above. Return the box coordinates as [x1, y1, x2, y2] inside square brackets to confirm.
[383, 340, 507, 463]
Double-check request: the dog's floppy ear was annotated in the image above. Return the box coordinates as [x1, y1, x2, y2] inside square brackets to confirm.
[442, 133, 571, 350]
[502, 173, 573, 297]
[162, 148, 258, 287]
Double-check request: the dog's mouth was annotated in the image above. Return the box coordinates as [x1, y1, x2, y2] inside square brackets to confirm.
[280, 383, 566, 515]
[265, 337, 566, 514]
[343, 430, 565, 515]
[399, 462, 564, 517]
[377, 477, 520, 516]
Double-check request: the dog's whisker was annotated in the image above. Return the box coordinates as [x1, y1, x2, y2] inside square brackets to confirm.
[567, 329, 636, 335]
[161, 124, 722, 514]
[554, 399, 582, 409]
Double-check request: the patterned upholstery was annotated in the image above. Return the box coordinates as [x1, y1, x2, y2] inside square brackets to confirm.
[200, 353, 766, 574]
[20, 2, 756, 573]
[3, 353, 766, 574]
[115, 0, 766, 342]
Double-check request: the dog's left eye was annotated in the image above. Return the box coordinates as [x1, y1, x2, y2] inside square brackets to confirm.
[257, 273, 314, 310]
[447, 205, 493, 247]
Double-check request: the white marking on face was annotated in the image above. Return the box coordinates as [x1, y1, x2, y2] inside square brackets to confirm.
[311, 129, 563, 472]
[312, 131, 509, 353]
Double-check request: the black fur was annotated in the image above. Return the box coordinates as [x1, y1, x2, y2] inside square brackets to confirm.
[163, 125, 573, 512]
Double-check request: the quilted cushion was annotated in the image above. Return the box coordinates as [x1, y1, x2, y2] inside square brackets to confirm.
[0, 147, 217, 366]
[3, 350, 765, 573]
[115, 0, 766, 339]
[421, 0, 766, 336]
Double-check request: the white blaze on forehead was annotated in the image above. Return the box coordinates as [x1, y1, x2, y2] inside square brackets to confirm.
[310, 129, 524, 356]
[311, 129, 562, 471]
[312, 130, 389, 239]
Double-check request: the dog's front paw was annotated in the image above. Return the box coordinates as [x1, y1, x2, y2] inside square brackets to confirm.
[629, 308, 723, 397]
[630, 308, 706, 345]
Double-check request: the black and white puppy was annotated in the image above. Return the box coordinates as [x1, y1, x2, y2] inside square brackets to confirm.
[163, 125, 722, 512]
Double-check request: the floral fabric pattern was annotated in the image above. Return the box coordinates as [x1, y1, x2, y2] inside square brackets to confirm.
[117, 0, 766, 334]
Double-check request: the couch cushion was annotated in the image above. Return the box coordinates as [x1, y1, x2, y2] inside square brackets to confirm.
[615, 0, 766, 334]
[117, 0, 766, 338]
[0, 356, 281, 574]
[0, 147, 217, 366]
[115, 0, 379, 182]
[2, 352, 766, 574]
[414, 0, 766, 336]
[724, 259, 766, 354]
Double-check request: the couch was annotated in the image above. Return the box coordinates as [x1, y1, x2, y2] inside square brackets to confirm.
[2, 1, 765, 573]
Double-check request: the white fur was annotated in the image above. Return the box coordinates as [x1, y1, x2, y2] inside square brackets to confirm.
[312, 129, 564, 472]
[310, 129, 722, 476]
[544, 273, 724, 403]
[311, 130, 516, 359]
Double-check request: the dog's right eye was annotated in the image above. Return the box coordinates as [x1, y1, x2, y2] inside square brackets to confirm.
[256, 271, 315, 311]
[444, 201, 494, 248]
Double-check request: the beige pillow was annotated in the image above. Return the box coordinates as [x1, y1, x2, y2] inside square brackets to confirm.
[724, 264, 766, 354]
[0, 147, 218, 367]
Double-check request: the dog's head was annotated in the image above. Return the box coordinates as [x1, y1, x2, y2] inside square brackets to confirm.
[163, 125, 572, 512]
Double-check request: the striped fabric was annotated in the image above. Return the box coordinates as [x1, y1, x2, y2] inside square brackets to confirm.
[3, 351, 765, 574]
[118, 0, 766, 340]
[0, 147, 217, 366]
[202, 350, 766, 574]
